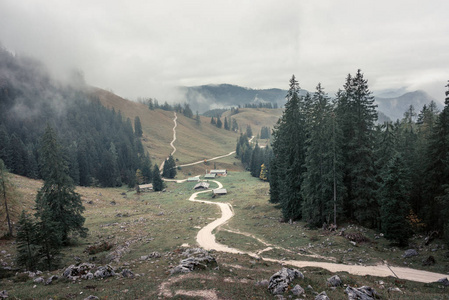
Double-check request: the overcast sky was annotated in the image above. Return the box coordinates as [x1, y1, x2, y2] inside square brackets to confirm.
[1, 0, 448, 102]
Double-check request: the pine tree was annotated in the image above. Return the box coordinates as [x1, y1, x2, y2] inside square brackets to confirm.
[246, 125, 253, 138]
[141, 154, 152, 183]
[152, 164, 164, 191]
[134, 116, 143, 137]
[231, 118, 239, 132]
[0, 159, 13, 236]
[35, 125, 87, 244]
[301, 84, 344, 227]
[162, 155, 177, 179]
[335, 70, 378, 227]
[216, 116, 222, 128]
[183, 103, 193, 118]
[423, 81, 449, 230]
[16, 211, 38, 271]
[249, 142, 262, 177]
[224, 117, 229, 130]
[270, 75, 307, 220]
[380, 154, 411, 246]
[195, 111, 201, 126]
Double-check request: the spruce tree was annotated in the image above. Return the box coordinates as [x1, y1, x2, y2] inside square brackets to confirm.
[35, 125, 87, 244]
[152, 164, 164, 191]
[16, 211, 38, 271]
[301, 84, 344, 227]
[134, 116, 143, 137]
[270, 75, 307, 220]
[0, 159, 13, 236]
[216, 116, 222, 128]
[335, 70, 378, 227]
[195, 111, 201, 126]
[423, 81, 449, 230]
[380, 154, 411, 246]
[224, 117, 229, 130]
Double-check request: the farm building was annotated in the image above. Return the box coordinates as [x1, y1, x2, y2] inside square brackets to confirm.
[194, 182, 210, 190]
[209, 169, 227, 176]
[213, 188, 227, 195]
[138, 183, 153, 192]
[204, 173, 216, 179]
[187, 176, 200, 182]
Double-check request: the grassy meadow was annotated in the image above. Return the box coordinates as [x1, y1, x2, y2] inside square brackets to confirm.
[1, 169, 449, 299]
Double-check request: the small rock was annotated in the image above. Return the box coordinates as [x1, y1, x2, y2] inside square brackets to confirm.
[83, 296, 99, 300]
[0, 290, 8, 299]
[345, 286, 379, 300]
[291, 284, 305, 296]
[45, 275, 59, 285]
[94, 265, 115, 278]
[268, 267, 304, 295]
[121, 269, 135, 278]
[255, 280, 269, 287]
[315, 291, 330, 300]
[327, 274, 342, 287]
[388, 287, 402, 293]
[403, 249, 419, 258]
[33, 277, 44, 283]
[435, 277, 449, 286]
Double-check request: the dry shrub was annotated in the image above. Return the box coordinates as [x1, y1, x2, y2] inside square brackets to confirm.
[84, 241, 113, 255]
[345, 232, 370, 243]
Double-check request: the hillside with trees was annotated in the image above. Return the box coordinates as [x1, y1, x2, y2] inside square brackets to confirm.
[0, 48, 150, 188]
[265, 72, 449, 246]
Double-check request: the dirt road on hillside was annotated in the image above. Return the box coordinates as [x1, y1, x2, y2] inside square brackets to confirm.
[187, 179, 448, 284]
[162, 128, 448, 283]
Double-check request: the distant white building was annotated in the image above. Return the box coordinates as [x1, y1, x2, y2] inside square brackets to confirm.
[209, 169, 227, 176]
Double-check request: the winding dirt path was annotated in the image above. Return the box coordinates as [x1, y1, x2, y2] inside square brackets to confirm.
[161, 125, 447, 283]
[170, 112, 177, 156]
[187, 180, 448, 284]
[159, 112, 178, 171]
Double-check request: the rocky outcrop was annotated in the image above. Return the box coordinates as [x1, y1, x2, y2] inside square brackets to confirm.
[315, 291, 330, 300]
[94, 265, 116, 278]
[327, 274, 342, 287]
[63, 263, 96, 280]
[267, 267, 304, 295]
[170, 248, 217, 275]
[345, 286, 380, 300]
[291, 284, 305, 296]
[45, 275, 58, 285]
[435, 277, 449, 286]
[403, 249, 418, 258]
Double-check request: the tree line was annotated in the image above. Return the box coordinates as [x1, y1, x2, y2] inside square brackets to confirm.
[271, 72, 449, 245]
[246, 71, 449, 246]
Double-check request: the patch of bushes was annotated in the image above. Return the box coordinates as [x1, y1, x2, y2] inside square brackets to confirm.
[84, 241, 113, 255]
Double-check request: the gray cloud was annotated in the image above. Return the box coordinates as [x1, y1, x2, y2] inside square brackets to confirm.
[1, 0, 448, 103]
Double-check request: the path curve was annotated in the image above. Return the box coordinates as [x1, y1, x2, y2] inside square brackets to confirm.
[170, 112, 177, 156]
[160, 112, 178, 171]
[187, 181, 448, 284]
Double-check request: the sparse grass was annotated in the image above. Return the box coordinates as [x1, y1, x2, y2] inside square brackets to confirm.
[1, 171, 449, 299]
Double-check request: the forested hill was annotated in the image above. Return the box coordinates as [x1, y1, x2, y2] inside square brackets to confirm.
[375, 90, 438, 121]
[0, 47, 150, 187]
[180, 84, 307, 113]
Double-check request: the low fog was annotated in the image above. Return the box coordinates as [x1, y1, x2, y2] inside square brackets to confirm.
[1, 0, 449, 103]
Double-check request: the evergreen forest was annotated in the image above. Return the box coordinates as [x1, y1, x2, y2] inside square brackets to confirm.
[239, 71, 449, 246]
[0, 48, 151, 188]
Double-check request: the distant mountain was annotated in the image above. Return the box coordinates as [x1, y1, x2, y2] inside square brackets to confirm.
[180, 84, 308, 113]
[181, 84, 440, 122]
[374, 90, 439, 121]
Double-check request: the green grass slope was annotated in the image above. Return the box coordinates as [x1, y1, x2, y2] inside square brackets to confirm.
[91, 88, 282, 177]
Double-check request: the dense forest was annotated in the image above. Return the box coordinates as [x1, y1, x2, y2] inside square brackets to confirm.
[0, 47, 151, 188]
[239, 71, 449, 245]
